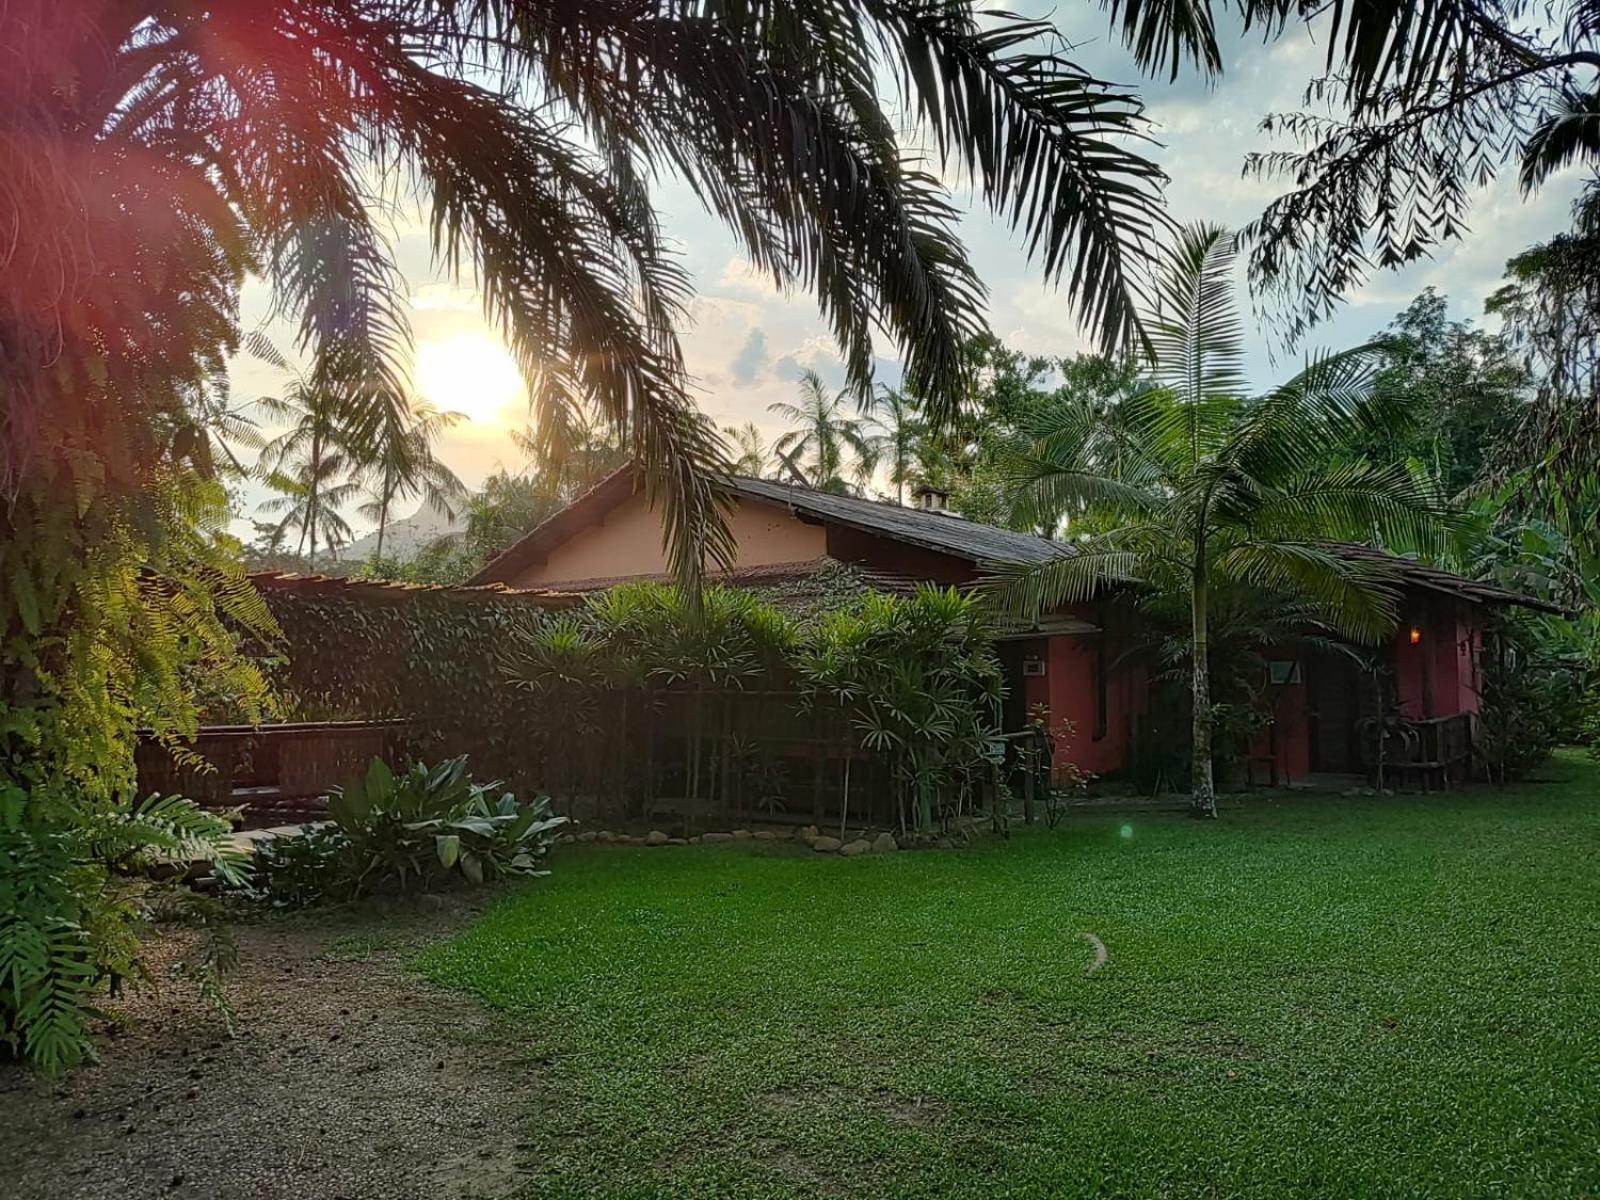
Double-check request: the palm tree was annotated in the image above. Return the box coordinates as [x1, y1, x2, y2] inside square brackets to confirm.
[724, 423, 771, 478]
[357, 402, 467, 561]
[254, 369, 361, 570]
[257, 460, 359, 568]
[997, 226, 1451, 818]
[770, 371, 879, 493]
[863, 387, 927, 504]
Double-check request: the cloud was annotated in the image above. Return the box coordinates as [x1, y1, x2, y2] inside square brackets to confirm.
[729, 328, 770, 385]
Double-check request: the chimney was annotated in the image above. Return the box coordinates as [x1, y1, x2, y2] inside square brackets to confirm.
[912, 484, 950, 512]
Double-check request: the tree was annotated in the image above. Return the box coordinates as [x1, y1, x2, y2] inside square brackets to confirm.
[770, 371, 879, 493]
[1364, 290, 1526, 499]
[996, 226, 1449, 817]
[1218, 0, 1600, 338]
[724, 422, 772, 478]
[357, 402, 467, 562]
[254, 372, 362, 570]
[1485, 183, 1600, 539]
[862, 388, 927, 504]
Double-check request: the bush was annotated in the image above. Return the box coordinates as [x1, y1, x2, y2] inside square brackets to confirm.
[247, 758, 565, 906]
[1, 784, 246, 1073]
[1477, 639, 1584, 784]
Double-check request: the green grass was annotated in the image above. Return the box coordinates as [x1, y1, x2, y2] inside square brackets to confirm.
[417, 752, 1600, 1199]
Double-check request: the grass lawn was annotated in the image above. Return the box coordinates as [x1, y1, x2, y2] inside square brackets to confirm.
[418, 752, 1600, 1199]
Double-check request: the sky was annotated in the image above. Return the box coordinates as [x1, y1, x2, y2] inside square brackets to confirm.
[228, 6, 1586, 539]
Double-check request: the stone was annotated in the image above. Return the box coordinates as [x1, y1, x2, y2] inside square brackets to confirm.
[811, 836, 843, 853]
[840, 839, 872, 857]
[666, 837, 687, 846]
[871, 832, 898, 853]
[796, 825, 820, 842]
[686, 835, 702, 844]
[754, 830, 779, 841]
[575, 831, 598, 843]
[732, 829, 753, 840]
[702, 832, 735, 844]
[616, 834, 640, 845]
[645, 830, 670, 846]
[596, 831, 616, 843]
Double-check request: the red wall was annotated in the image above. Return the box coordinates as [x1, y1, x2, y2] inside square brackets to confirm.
[1394, 593, 1483, 720]
[1041, 619, 1146, 779]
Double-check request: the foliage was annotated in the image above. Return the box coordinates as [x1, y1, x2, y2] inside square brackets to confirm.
[247, 758, 564, 906]
[494, 583, 1006, 834]
[1363, 290, 1528, 499]
[1229, 0, 1600, 340]
[1484, 184, 1600, 542]
[1477, 623, 1586, 784]
[996, 225, 1450, 815]
[792, 587, 1003, 833]
[770, 370, 879, 493]
[0, 783, 246, 1073]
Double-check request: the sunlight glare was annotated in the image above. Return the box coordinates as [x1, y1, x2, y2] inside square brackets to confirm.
[414, 333, 525, 425]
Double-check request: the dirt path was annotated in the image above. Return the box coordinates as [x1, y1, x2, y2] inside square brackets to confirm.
[0, 897, 532, 1200]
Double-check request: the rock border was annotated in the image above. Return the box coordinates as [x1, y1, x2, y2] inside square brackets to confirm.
[558, 825, 902, 854]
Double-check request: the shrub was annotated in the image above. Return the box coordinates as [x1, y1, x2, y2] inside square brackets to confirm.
[1, 784, 247, 1073]
[1477, 637, 1584, 783]
[247, 758, 565, 905]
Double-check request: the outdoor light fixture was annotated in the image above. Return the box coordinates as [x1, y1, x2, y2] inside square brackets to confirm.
[1409, 626, 1423, 645]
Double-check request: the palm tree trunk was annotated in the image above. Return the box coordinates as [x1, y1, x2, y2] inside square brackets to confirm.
[1190, 548, 1217, 818]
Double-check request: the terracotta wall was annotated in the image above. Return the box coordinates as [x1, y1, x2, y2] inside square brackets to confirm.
[506, 493, 828, 586]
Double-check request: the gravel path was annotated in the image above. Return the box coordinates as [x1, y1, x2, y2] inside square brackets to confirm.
[1, 897, 533, 1200]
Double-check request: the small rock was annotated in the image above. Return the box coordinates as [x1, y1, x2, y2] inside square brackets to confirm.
[811, 836, 843, 852]
[732, 830, 753, 840]
[575, 831, 598, 843]
[840, 839, 872, 857]
[596, 831, 616, 843]
[754, 830, 779, 841]
[702, 832, 735, 844]
[796, 825, 820, 842]
[645, 830, 670, 846]
[666, 837, 687, 846]
[686, 835, 702, 844]
[872, 832, 898, 853]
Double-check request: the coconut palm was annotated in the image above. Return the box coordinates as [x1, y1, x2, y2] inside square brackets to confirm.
[357, 403, 468, 562]
[863, 387, 928, 504]
[770, 371, 879, 493]
[254, 368, 362, 569]
[995, 225, 1451, 818]
[724, 423, 772, 479]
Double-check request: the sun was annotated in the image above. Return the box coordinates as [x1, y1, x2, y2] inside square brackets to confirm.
[414, 333, 525, 426]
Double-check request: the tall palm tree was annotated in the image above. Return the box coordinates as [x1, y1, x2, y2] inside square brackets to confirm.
[996, 226, 1450, 817]
[358, 402, 467, 561]
[724, 422, 771, 478]
[254, 370, 361, 570]
[863, 387, 927, 504]
[770, 371, 879, 493]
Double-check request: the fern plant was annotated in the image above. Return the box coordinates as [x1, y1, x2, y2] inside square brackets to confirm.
[0, 781, 247, 1074]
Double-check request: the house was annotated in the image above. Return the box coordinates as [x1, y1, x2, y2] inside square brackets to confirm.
[471, 469, 1554, 786]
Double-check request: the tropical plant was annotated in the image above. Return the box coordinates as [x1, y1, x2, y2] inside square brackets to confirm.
[862, 388, 927, 504]
[770, 371, 879, 493]
[357, 401, 467, 562]
[248, 758, 565, 905]
[996, 225, 1451, 817]
[253, 353, 364, 568]
[1483, 184, 1600, 543]
[1221, 0, 1600, 339]
[1, 784, 248, 1073]
[724, 422, 773, 479]
[795, 586, 1002, 835]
